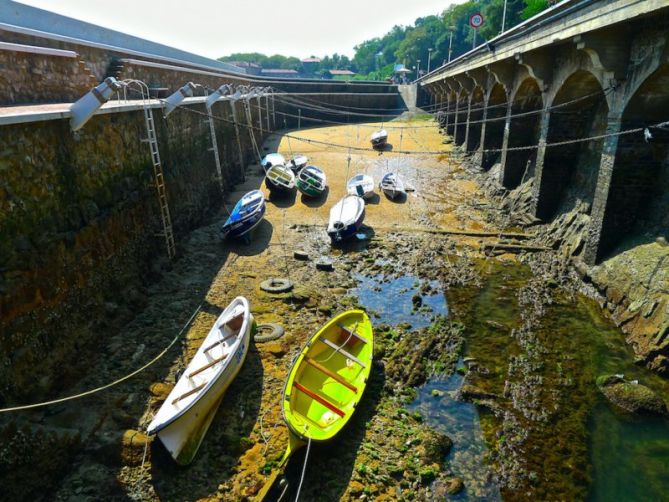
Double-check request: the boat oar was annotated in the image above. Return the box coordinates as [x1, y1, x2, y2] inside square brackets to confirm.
[254, 431, 306, 501]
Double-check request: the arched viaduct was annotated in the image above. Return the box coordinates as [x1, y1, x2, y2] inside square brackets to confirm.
[421, 0, 669, 265]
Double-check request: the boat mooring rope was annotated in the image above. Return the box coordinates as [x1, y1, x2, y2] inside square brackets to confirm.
[0, 304, 203, 413]
[294, 437, 312, 502]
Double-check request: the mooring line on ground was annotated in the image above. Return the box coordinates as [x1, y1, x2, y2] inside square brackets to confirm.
[0, 304, 203, 413]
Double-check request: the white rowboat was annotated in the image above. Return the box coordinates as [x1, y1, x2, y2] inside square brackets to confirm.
[147, 297, 253, 465]
[261, 153, 286, 170]
[327, 195, 365, 242]
[347, 174, 375, 200]
[370, 129, 388, 148]
[379, 172, 406, 200]
[266, 164, 296, 191]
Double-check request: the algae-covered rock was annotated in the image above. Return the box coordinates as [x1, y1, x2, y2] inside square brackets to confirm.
[597, 375, 668, 415]
[418, 430, 453, 465]
[446, 477, 465, 494]
[121, 429, 151, 466]
[459, 384, 498, 401]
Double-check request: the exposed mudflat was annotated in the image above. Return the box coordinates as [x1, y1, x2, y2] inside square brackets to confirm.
[5, 118, 668, 501]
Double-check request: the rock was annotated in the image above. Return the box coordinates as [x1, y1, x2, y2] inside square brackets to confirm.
[264, 342, 286, 358]
[293, 250, 309, 260]
[431, 389, 444, 397]
[445, 477, 464, 495]
[656, 236, 668, 247]
[419, 431, 452, 465]
[459, 384, 497, 401]
[412, 294, 422, 308]
[121, 430, 151, 466]
[597, 375, 668, 415]
[348, 480, 365, 495]
[149, 382, 173, 401]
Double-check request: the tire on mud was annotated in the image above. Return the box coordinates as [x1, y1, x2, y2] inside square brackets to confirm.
[254, 322, 285, 343]
[260, 278, 293, 293]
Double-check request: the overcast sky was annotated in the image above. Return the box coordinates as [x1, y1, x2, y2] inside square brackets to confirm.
[17, 0, 455, 59]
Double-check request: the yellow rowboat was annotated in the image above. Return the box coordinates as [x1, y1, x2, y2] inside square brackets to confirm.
[256, 309, 373, 500]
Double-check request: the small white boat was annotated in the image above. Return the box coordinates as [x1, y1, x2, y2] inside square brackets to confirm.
[379, 172, 406, 200]
[327, 195, 365, 243]
[266, 164, 296, 192]
[347, 174, 375, 200]
[147, 297, 253, 465]
[261, 153, 286, 170]
[297, 165, 327, 197]
[370, 129, 388, 148]
[288, 154, 308, 173]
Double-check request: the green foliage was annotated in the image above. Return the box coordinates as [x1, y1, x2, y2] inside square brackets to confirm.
[522, 0, 550, 19]
[218, 0, 552, 80]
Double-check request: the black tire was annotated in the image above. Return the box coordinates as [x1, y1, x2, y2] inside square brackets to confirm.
[260, 278, 293, 293]
[254, 322, 285, 343]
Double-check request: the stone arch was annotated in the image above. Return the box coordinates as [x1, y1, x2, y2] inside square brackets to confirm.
[482, 82, 508, 170]
[535, 70, 609, 220]
[597, 63, 669, 259]
[454, 88, 469, 146]
[501, 77, 543, 188]
[465, 86, 485, 152]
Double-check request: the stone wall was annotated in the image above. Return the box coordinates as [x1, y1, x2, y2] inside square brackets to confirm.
[0, 100, 265, 403]
[0, 45, 96, 105]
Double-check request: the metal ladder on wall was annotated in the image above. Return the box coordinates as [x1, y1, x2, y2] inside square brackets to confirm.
[143, 105, 176, 259]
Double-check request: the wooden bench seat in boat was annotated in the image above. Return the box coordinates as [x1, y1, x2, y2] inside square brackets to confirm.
[336, 322, 368, 345]
[318, 337, 367, 368]
[304, 356, 358, 393]
[171, 382, 206, 405]
[188, 353, 229, 378]
[293, 382, 345, 417]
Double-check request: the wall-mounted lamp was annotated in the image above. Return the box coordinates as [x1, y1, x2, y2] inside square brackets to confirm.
[206, 84, 234, 108]
[163, 82, 197, 117]
[70, 77, 123, 131]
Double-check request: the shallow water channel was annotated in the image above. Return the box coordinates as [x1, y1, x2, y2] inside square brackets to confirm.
[352, 262, 669, 500]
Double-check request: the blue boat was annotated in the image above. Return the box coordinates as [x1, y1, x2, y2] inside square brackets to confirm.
[221, 190, 266, 240]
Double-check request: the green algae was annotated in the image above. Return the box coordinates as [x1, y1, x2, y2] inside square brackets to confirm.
[445, 259, 669, 501]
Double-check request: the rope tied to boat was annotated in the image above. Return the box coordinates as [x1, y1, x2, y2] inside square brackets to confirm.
[294, 437, 312, 502]
[0, 304, 202, 413]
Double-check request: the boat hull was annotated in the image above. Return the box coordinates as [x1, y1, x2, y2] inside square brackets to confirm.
[265, 166, 296, 192]
[327, 211, 363, 242]
[221, 205, 265, 239]
[156, 329, 249, 465]
[297, 181, 324, 197]
[380, 175, 405, 200]
[328, 196, 365, 243]
[282, 310, 373, 443]
[147, 298, 253, 465]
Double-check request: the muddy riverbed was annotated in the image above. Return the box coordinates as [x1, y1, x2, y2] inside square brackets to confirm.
[4, 119, 668, 501]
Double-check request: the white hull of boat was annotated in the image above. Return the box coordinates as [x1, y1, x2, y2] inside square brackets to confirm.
[261, 153, 286, 170]
[347, 174, 375, 200]
[370, 129, 388, 148]
[147, 297, 253, 465]
[327, 194, 365, 241]
[266, 164, 296, 191]
[380, 173, 405, 199]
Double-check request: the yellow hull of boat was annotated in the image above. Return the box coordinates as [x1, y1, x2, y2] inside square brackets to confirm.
[282, 309, 373, 443]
